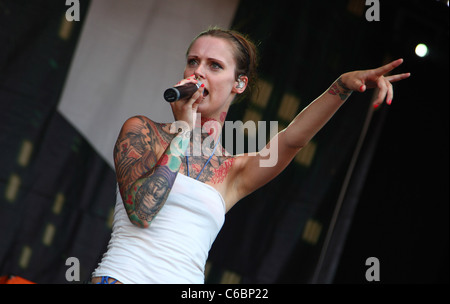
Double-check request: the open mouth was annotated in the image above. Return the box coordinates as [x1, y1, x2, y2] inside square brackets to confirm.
[203, 88, 209, 97]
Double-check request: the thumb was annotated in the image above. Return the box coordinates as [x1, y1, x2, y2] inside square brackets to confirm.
[356, 79, 366, 93]
[342, 71, 366, 92]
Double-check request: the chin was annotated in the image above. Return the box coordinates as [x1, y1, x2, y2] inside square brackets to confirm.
[194, 95, 206, 106]
[196, 99, 217, 117]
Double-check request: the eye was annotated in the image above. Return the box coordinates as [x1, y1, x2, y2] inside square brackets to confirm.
[211, 62, 223, 70]
[187, 58, 198, 67]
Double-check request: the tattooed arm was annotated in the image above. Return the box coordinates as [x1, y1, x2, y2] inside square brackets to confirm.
[114, 116, 190, 228]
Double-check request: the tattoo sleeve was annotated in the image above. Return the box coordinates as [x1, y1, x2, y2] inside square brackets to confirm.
[114, 116, 191, 228]
[327, 77, 353, 101]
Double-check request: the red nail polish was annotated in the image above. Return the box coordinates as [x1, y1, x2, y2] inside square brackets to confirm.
[373, 104, 379, 109]
[201, 83, 205, 88]
[387, 99, 392, 105]
[359, 85, 365, 92]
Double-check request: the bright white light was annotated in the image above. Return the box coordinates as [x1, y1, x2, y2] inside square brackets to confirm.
[415, 43, 428, 57]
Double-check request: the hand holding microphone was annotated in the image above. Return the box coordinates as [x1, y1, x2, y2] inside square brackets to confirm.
[164, 80, 203, 102]
[167, 75, 205, 130]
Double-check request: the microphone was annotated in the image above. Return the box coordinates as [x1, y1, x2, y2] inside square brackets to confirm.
[163, 81, 203, 102]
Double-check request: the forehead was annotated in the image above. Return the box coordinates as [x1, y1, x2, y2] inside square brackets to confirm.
[188, 36, 235, 64]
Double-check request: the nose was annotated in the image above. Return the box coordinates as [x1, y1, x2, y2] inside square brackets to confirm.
[193, 64, 206, 80]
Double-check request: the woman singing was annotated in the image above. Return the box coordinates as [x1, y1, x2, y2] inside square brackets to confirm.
[91, 27, 410, 284]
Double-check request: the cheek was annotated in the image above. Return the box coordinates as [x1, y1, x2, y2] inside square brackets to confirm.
[183, 69, 190, 78]
[211, 76, 235, 94]
[183, 65, 196, 78]
[210, 81, 233, 99]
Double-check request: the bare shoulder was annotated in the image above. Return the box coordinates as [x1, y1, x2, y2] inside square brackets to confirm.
[116, 115, 174, 150]
[212, 152, 249, 211]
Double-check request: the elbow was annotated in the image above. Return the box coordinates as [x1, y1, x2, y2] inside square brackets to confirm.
[132, 219, 150, 229]
[121, 178, 168, 229]
[123, 196, 152, 228]
[128, 212, 151, 229]
[285, 141, 306, 151]
[279, 129, 307, 151]
[121, 186, 154, 228]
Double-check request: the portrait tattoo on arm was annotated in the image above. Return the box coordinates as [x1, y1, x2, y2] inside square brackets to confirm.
[133, 166, 177, 224]
[328, 77, 352, 101]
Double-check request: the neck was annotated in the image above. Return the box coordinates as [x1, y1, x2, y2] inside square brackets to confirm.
[192, 117, 220, 143]
[185, 114, 224, 157]
[194, 111, 226, 136]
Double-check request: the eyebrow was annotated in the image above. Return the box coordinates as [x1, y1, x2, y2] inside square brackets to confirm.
[187, 55, 226, 66]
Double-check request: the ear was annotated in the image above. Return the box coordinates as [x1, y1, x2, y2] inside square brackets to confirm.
[233, 75, 248, 94]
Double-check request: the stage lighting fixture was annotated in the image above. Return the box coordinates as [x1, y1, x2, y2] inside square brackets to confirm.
[415, 43, 429, 57]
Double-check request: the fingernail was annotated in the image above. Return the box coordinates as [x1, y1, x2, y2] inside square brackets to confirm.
[387, 99, 392, 105]
[190, 74, 195, 77]
[373, 104, 379, 109]
[359, 85, 365, 92]
[201, 83, 205, 87]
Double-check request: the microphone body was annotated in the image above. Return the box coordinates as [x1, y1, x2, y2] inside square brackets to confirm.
[164, 81, 202, 102]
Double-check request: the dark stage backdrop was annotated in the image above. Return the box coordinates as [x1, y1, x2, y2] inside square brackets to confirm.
[0, 0, 116, 283]
[0, 0, 448, 284]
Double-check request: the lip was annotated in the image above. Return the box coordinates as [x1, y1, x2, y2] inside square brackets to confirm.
[194, 90, 207, 104]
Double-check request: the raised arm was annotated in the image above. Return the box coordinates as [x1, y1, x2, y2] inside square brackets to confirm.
[282, 58, 410, 149]
[234, 59, 410, 201]
[114, 116, 190, 228]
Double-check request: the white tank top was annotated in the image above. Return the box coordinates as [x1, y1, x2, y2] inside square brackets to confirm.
[92, 173, 225, 284]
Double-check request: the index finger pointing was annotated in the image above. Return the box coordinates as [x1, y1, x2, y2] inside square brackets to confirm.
[374, 58, 404, 76]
